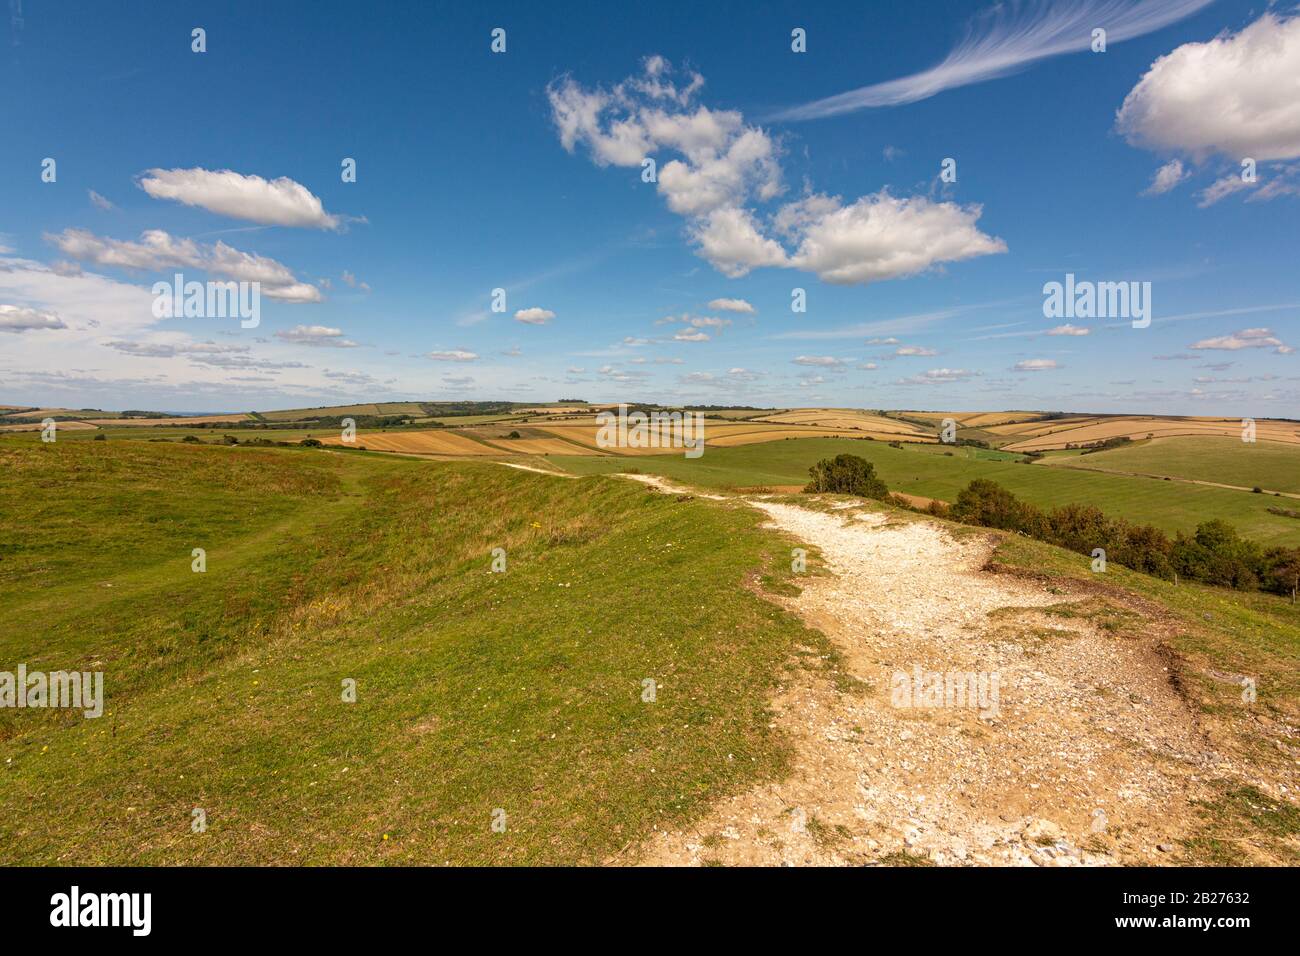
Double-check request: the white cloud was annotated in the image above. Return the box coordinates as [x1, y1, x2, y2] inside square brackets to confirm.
[275, 325, 359, 348]
[1118, 14, 1300, 163]
[1047, 323, 1090, 336]
[427, 349, 479, 362]
[895, 344, 937, 356]
[138, 167, 342, 229]
[88, 189, 116, 211]
[514, 307, 556, 325]
[689, 206, 790, 277]
[1014, 358, 1059, 372]
[1143, 159, 1190, 195]
[899, 367, 977, 384]
[792, 355, 845, 367]
[47, 228, 322, 302]
[785, 192, 1006, 285]
[775, 0, 1211, 118]
[673, 329, 710, 342]
[551, 59, 1004, 283]
[707, 297, 755, 313]
[0, 304, 67, 333]
[1189, 327, 1294, 354]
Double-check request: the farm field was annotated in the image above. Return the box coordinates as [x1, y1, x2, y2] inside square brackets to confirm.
[319, 430, 498, 455]
[552, 437, 1300, 545]
[0, 440, 824, 865]
[1042, 436, 1300, 495]
[992, 416, 1300, 451]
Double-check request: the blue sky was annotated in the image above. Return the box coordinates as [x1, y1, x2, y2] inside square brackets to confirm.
[1, 0, 1297, 414]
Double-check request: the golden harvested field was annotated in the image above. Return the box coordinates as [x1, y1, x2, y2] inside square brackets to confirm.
[0, 419, 97, 432]
[959, 411, 1048, 428]
[320, 430, 497, 455]
[534, 420, 935, 454]
[1002, 416, 1300, 451]
[752, 408, 928, 435]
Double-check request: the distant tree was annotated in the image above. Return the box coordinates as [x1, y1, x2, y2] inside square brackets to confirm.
[804, 454, 888, 498]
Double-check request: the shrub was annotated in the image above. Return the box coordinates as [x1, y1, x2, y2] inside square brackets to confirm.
[300, 438, 322, 447]
[181, 435, 200, 443]
[93, 433, 106, 441]
[804, 454, 888, 499]
[949, 479, 1041, 532]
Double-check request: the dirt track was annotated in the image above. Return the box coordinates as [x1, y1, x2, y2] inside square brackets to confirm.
[628, 484, 1218, 866]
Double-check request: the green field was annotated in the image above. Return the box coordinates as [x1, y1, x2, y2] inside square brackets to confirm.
[0, 439, 829, 865]
[1042, 436, 1300, 495]
[553, 438, 1300, 545]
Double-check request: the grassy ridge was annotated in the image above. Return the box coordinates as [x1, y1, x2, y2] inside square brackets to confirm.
[0, 441, 824, 864]
[553, 438, 1300, 545]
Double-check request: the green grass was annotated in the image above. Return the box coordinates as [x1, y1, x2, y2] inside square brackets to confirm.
[552, 438, 1300, 545]
[0, 439, 826, 864]
[1043, 436, 1300, 495]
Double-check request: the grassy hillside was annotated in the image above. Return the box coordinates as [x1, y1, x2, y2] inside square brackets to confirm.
[553, 438, 1300, 545]
[1043, 436, 1300, 495]
[0, 440, 829, 865]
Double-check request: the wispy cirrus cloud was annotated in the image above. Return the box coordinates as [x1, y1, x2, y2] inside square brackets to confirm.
[772, 0, 1212, 121]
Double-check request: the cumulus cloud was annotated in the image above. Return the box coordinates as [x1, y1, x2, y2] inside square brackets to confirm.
[46, 228, 322, 302]
[274, 325, 359, 348]
[0, 304, 67, 333]
[792, 355, 846, 367]
[1189, 327, 1294, 354]
[137, 167, 342, 229]
[895, 344, 938, 356]
[427, 349, 479, 362]
[775, 0, 1211, 119]
[1014, 358, 1060, 371]
[1047, 323, 1090, 335]
[1118, 14, 1300, 163]
[514, 307, 556, 325]
[550, 58, 1004, 283]
[707, 297, 756, 313]
[673, 328, 710, 342]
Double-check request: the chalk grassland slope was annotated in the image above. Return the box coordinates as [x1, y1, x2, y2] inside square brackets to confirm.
[1040, 436, 1300, 495]
[0, 439, 823, 865]
[992, 417, 1300, 451]
[552, 437, 1300, 545]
